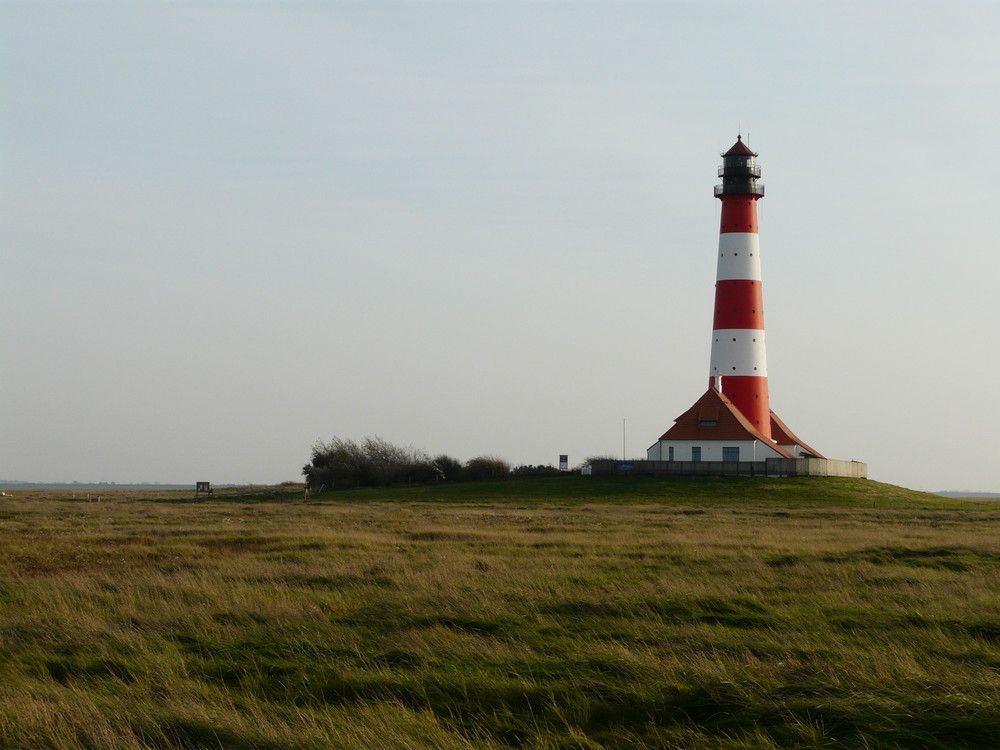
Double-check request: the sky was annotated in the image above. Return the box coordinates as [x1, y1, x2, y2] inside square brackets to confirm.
[2, 1, 998, 492]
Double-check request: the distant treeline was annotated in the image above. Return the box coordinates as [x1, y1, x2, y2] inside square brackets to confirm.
[302, 436, 562, 491]
[0, 481, 228, 491]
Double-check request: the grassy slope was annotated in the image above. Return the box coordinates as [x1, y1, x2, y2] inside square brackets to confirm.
[1, 477, 999, 749]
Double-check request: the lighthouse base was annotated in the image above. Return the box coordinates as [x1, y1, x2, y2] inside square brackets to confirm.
[645, 387, 825, 465]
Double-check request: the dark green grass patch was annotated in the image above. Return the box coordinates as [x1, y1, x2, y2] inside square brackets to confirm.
[819, 605, 938, 633]
[540, 595, 773, 631]
[149, 716, 293, 750]
[43, 655, 137, 685]
[336, 602, 514, 638]
[281, 572, 396, 590]
[414, 614, 508, 635]
[824, 545, 1000, 571]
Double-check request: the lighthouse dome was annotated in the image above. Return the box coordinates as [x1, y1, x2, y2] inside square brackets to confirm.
[723, 135, 756, 157]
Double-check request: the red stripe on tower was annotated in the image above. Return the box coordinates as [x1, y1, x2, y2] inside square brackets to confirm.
[709, 135, 771, 438]
[713, 280, 763, 329]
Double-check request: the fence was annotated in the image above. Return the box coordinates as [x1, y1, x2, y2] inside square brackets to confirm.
[587, 458, 867, 479]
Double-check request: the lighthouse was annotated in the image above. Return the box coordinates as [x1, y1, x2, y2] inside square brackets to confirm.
[710, 135, 770, 437]
[647, 136, 823, 463]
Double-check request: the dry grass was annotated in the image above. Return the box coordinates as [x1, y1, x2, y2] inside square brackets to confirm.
[1, 478, 999, 748]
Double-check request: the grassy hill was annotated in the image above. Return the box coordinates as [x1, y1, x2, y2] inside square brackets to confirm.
[2, 477, 998, 749]
[326, 474, 950, 506]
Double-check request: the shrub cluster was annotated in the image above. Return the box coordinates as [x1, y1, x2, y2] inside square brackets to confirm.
[302, 438, 528, 491]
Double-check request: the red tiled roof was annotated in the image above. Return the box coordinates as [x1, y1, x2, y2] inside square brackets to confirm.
[654, 388, 794, 458]
[769, 411, 825, 458]
[723, 135, 755, 156]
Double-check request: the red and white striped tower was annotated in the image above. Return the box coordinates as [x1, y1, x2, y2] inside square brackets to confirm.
[709, 135, 771, 438]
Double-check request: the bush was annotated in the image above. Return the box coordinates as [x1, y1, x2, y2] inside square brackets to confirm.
[302, 438, 365, 490]
[464, 456, 511, 481]
[302, 440, 532, 490]
[432, 454, 464, 482]
[302, 437, 434, 490]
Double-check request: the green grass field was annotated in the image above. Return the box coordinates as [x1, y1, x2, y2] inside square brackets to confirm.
[2, 477, 999, 749]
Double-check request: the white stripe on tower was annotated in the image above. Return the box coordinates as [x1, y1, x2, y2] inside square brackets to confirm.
[715, 233, 761, 280]
[709, 135, 771, 438]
